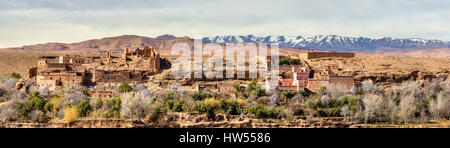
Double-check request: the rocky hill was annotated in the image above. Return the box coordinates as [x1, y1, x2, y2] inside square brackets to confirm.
[0, 35, 194, 55]
[1, 35, 449, 58]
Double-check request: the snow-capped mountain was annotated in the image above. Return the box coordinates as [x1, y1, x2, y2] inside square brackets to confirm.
[202, 35, 450, 51]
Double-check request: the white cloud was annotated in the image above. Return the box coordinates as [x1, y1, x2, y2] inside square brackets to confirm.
[0, 0, 449, 48]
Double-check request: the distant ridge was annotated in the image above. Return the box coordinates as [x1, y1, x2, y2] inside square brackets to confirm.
[203, 35, 450, 52]
[0, 34, 449, 58]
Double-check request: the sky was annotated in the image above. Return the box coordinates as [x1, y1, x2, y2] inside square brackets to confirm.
[0, 0, 449, 48]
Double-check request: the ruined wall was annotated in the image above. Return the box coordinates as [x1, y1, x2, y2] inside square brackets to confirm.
[299, 52, 355, 59]
[329, 76, 355, 91]
[307, 79, 329, 92]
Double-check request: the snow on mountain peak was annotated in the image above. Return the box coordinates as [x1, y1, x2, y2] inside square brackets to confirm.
[201, 35, 448, 51]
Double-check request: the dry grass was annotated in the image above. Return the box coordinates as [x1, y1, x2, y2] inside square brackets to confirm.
[63, 106, 78, 123]
[204, 98, 219, 108]
[49, 96, 62, 113]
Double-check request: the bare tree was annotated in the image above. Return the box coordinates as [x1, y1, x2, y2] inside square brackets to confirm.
[320, 95, 331, 107]
[430, 92, 449, 120]
[399, 95, 417, 124]
[394, 81, 422, 99]
[326, 83, 347, 98]
[361, 79, 383, 94]
[269, 94, 279, 107]
[362, 94, 383, 124]
[120, 90, 155, 120]
[341, 106, 352, 117]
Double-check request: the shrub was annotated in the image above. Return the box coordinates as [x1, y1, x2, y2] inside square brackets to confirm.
[218, 99, 244, 115]
[226, 100, 242, 115]
[16, 102, 30, 119]
[10, 72, 21, 79]
[282, 91, 297, 99]
[255, 86, 266, 97]
[299, 90, 308, 97]
[108, 97, 122, 118]
[90, 98, 104, 110]
[0, 101, 19, 121]
[49, 96, 62, 112]
[82, 90, 90, 97]
[63, 107, 78, 123]
[182, 102, 195, 113]
[357, 87, 364, 95]
[44, 103, 54, 112]
[245, 104, 280, 119]
[165, 99, 184, 112]
[30, 110, 46, 123]
[121, 91, 154, 120]
[76, 100, 92, 117]
[204, 98, 219, 108]
[29, 97, 46, 111]
[194, 102, 215, 113]
[189, 92, 212, 101]
[246, 79, 258, 92]
[161, 91, 177, 101]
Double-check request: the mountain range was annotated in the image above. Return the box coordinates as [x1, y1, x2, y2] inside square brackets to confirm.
[0, 34, 449, 56]
[202, 35, 450, 52]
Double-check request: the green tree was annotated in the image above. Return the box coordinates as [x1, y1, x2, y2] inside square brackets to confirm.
[119, 82, 133, 93]
[77, 100, 92, 117]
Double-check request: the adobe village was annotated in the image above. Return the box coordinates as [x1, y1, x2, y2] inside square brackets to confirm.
[0, 41, 449, 128]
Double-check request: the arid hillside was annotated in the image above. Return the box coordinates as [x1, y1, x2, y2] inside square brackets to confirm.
[0, 35, 193, 55]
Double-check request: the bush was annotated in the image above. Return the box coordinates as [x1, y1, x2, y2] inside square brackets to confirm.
[298, 90, 308, 97]
[63, 107, 78, 123]
[357, 87, 364, 95]
[283, 91, 297, 99]
[29, 97, 46, 111]
[255, 86, 266, 97]
[44, 103, 53, 112]
[194, 101, 215, 113]
[76, 100, 92, 117]
[189, 92, 212, 101]
[90, 98, 104, 110]
[30, 110, 46, 123]
[218, 99, 244, 115]
[49, 96, 62, 112]
[10, 72, 21, 79]
[165, 99, 184, 112]
[108, 97, 122, 118]
[182, 102, 195, 113]
[121, 91, 154, 120]
[245, 104, 280, 119]
[246, 79, 258, 92]
[0, 101, 19, 121]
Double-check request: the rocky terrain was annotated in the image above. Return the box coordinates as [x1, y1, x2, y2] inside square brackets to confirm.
[1, 114, 448, 128]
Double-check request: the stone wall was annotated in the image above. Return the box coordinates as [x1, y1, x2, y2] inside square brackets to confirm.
[299, 52, 355, 59]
